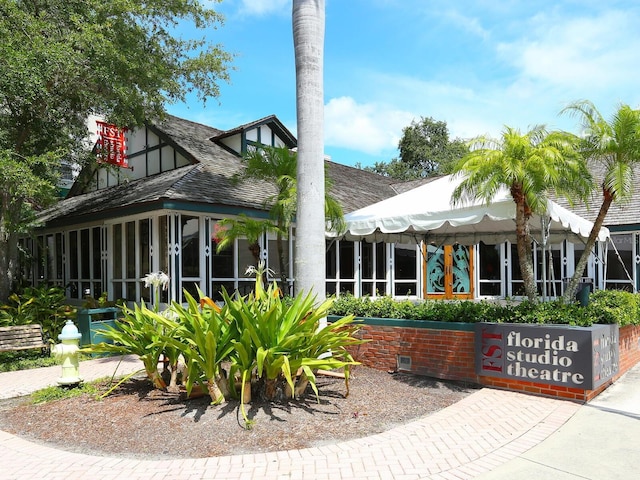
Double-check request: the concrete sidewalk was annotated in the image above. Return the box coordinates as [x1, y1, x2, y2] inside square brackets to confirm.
[477, 364, 640, 479]
[0, 355, 638, 479]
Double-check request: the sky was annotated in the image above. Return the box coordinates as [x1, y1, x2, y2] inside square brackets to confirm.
[167, 0, 640, 169]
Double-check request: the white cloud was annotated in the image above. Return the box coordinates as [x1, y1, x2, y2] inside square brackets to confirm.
[441, 9, 490, 40]
[498, 10, 640, 91]
[237, 0, 290, 16]
[324, 97, 414, 155]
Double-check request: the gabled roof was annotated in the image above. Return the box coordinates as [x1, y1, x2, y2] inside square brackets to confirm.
[211, 115, 297, 148]
[39, 115, 407, 227]
[553, 162, 640, 230]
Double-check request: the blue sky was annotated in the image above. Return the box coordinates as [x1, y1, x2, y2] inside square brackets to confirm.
[167, 0, 640, 168]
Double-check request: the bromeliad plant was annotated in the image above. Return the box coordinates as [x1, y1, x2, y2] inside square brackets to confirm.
[88, 264, 364, 429]
[223, 263, 364, 427]
[82, 302, 175, 389]
[167, 289, 237, 405]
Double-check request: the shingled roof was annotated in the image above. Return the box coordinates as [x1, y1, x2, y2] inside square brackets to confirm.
[553, 162, 640, 229]
[39, 115, 409, 227]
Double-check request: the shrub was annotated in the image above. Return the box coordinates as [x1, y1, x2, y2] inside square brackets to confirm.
[328, 290, 640, 326]
[0, 284, 76, 342]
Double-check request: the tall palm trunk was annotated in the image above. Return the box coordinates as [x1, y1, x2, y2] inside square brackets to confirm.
[292, 0, 326, 300]
[512, 191, 538, 302]
[563, 189, 614, 303]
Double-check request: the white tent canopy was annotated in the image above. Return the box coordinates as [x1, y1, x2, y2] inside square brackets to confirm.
[328, 175, 609, 245]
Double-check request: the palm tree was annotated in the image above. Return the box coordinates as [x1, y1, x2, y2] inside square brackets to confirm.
[561, 101, 640, 302]
[214, 215, 279, 267]
[452, 125, 591, 302]
[235, 146, 344, 290]
[292, 0, 326, 298]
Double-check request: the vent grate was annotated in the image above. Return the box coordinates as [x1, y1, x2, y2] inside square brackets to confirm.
[397, 355, 411, 371]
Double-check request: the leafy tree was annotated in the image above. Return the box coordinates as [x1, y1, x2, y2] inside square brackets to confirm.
[452, 125, 591, 302]
[362, 117, 468, 179]
[561, 101, 640, 302]
[293, 0, 326, 298]
[0, 0, 233, 300]
[399, 117, 468, 176]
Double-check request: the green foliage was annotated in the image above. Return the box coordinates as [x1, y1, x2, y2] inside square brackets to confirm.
[0, 350, 58, 372]
[169, 289, 237, 404]
[453, 125, 591, 302]
[329, 290, 640, 327]
[85, 264, 363, 428]
[82, 303, 173, 389]
[0, 284, 76, 341]
[0, 0, 233, 300]
[362, 117, 468, 179]
[30, 381, 101, 405]
[588, 290, 640, 326]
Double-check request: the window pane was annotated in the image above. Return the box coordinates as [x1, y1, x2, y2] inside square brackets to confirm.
[326, 241, 337, 278]
[237, 239, 255, 275]
[113, 224, 122, 278]
[395, 244, 416, 280]
[69, 231, 78, 279]
[339, 241, 355, 278]
[181, 216, 199, 277]
[375, 243, 386, 279]
[92, 228, 102, 280]
[362, 242, 373, 279]
[126, 221, 136, 278]
[81, 229, 90, 278]
[139, 219, 150, 276]
[159, 216, 168, 274]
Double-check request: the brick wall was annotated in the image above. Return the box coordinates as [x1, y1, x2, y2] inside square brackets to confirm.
[342, 316, 640, 402]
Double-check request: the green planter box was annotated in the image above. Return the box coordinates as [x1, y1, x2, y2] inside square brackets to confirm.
[77, 307, 121, 347]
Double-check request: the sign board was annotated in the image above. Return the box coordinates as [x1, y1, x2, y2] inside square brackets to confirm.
[96, 121, 128, 168]
[476, 323, 619, 390]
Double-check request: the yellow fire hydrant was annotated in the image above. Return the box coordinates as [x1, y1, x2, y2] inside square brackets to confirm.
[52, 320, 83, 386]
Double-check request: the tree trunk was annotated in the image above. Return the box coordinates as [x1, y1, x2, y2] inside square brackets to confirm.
[514, 200, 538, 302]
[562, 190, 614, 303]
[292, 0, 326, 300]
[0, 193, 19, 302]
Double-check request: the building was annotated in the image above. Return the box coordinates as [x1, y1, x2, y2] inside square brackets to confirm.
[28, 114, 639, 305]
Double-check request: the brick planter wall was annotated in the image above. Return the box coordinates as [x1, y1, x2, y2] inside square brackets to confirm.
[337, 316, 640, 402]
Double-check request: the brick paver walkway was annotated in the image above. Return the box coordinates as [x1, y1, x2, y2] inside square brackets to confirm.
[0, 356, 580, 479]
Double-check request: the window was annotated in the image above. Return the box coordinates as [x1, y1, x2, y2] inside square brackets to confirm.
[606, 234, 634, 291]
[326, 240, 356, 295]
[478, 242, 501, 296]
[393, 243, 418, 296]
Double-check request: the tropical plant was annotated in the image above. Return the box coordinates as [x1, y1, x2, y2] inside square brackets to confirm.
[232, 146, 345, 289]
[293, 0, 327, 298]
[452, 125, 591, 302]
[167, 290, 237, 405]
[223, 262, 363, 427]
[82, 303, 174, 390]
[560, 101, 640, 302]
[214, 215, 280, 268]
[0, 284, 75, 341]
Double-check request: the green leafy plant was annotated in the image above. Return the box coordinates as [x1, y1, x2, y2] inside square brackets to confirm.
[30, 380, 101, 405]
[223, 263, 364, 427]
[168, 290, 237, 405]
[82, 303, 175, 389]
[329, 290, 640, 327]
[0, 284, 76, 341]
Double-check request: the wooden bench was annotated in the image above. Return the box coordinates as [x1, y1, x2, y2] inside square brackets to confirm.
[0, 324, 49, 354]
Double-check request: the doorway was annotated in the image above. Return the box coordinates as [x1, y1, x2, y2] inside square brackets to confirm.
[425, 244, 474, 299]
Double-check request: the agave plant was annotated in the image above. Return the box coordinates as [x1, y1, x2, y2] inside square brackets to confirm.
[83, 302, 177, 390]
[168, 288, 237, 405]
[224, 262, 364, 412]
